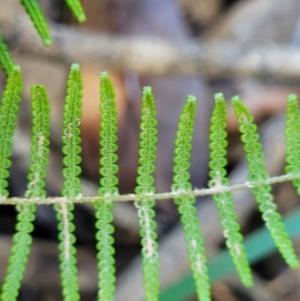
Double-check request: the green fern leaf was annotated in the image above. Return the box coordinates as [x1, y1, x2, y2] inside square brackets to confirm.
[0, 65, 22, 199]
[54, 64, 82, 301]
[232, 96, 299, 269]
[284, 94, 300, 194]
[172, 96, 210, 301]
[94, 72, 118, 301]
[0, 36, 15, 76]
[64, 0, 86, 23]
[20, 0, 52, 46]
[0, 85, 50, 301]
[135, 87, 159, 301]
[208, 93, 252, 286]
[26, 85, 50, 198]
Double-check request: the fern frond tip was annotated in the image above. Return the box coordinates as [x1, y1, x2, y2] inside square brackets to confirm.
[20, 0, 52, 46]
[187, 95, 196, 104]
[287, 94, 297, 103]
[143, 86, 152, 93]
[43, 38, 52, 46]
[214, 93, 224, 102]
[231, 95, 241, 103]
[0, 36, 15, 75]
[12, 65, 21, 72]
[78, 15, 86, 23]
[71, 63, 80, 71]
[63, 0, 86, 23]
[99, 72, 116, 101]
[100, 71, 108, 78]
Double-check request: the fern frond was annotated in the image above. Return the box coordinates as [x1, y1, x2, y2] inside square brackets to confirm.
[0, 85, 50, 301]
[0, 36, 15, 76]
[232, 96, 299, 269]
[54, 64, 82, 301]
[0, 65, 22, 199]
[134, 87, 159, 301]
[172, 96, 210, 301]
[64, 0, 86, 23]
[284, 94, 300, 194]
[94, 72, 118, 301]
[209, 94, 252, 286]
[20, 0, 52, 46]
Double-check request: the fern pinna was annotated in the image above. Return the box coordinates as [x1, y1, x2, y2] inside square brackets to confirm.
[54, 64, 83, 300]
[0, 66, 22, 199]
[64, 0, 86, 23]
[232, 96, 299, 269]
[208, 94, 252, 287]
[285, 94, 300, 194]
[94, 72, 119, 301]
[172, 96, 210, 301]
[0, 36, 15, 76]
[0, 85, 51, 301]
[134, 87, 159, 301]
[2, 1, 86, 48]
[20, 0, 52, 46]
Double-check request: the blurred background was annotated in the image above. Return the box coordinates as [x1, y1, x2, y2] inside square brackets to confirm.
[1, 0, 300, 300]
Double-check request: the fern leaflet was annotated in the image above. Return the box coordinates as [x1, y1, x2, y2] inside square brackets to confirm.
[0, 36, 15, 76]
[172, 96, 210, 301]
[94, 72, 118, 301]
[20, 0, 52, 46]
[0, 65, 22, 199]
[209, 93, 252, 286]
[64, 0, 86, 23]
[0, 85, 50, 301]
[285, 94, 300, 194]
[232, 96, 299, 269]
[134, 87, 159, 301]
[54, 64, 82, 300]
[26, 86, 50, 198]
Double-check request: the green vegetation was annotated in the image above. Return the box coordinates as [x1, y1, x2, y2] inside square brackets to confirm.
[0, 63, 300, 301]
[55, 64, 83, 301]
[172, 96, 210, 301]
[209, 94, 252, 286]
[233, 97, 299, 269]
[0, 2, 300, 301]
[135, 87, 159, 301]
